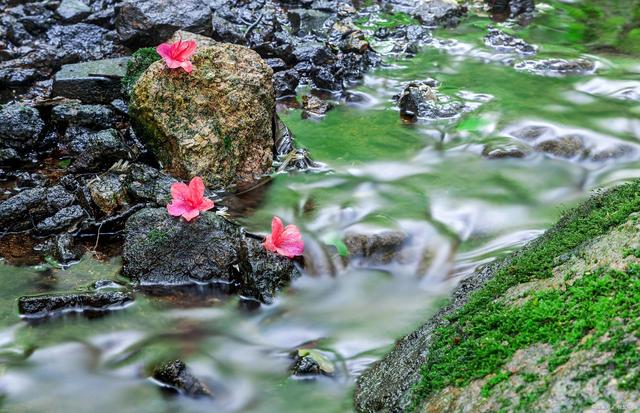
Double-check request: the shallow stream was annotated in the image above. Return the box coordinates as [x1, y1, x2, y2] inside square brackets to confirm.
[1, 2, 640, 412]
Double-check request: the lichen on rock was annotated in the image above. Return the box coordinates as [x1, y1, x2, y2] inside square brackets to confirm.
[129, 34, 275, 188]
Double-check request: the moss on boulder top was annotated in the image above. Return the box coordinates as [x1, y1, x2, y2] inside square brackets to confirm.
[354, 180, 640, 412]
[129, 33, 275, 187]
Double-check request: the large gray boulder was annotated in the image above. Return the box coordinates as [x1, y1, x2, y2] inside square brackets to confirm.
[122, 208, 299, 303]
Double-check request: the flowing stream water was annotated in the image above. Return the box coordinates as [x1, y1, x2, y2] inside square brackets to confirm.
[1, 3, 640, 412]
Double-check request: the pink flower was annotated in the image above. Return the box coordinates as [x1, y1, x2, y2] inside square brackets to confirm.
[263, 216, 304, 258]
[156, 36, 197, 74]
[166, 177, 214, 221]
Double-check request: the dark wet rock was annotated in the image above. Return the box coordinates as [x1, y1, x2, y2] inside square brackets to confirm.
[292, 354, 323, 376]
[123, 208, 300, 303]
[93, 279, 125, 290]
[277, 148, 323, 171]
[273, 69, 300, 98]
[130, 32, 275, 187]
[514, 58, 596, 76]
[344, 230, 408, 266]
[46, 185, 76, 210]
[125, 163, 174, 204]
[0, 67, 39, 87]
[0, 148, 20, 164]
[46, 23, 120, 65]
[210, 13, 245, 44]
[0, 188, 46, 231]
[52, 57, 129, 103]
[51, 101, 117, 129]
[534, 135, 585, 159]
[152, 360, 212, 398]
[291, 348, 335, 377]
[242, 237, 299, 304]
[18, 290, 133, 318]
[339, 30, 370, 54]
[311, 66, 340, 91]
[265, 58, 288, 72]
[88, 173, 128, 215]
[110, 99, 129, 116]
[0, 102, 44, 150]
[68, 129, 130, 172]
[56, 0, 92, 23]
[36, 204, 85, 233]
[33, 232, 84, 263]
[487, 0, 535, 19]
[293, 45, 336, 67]
[484, 27, 536, 55]
[395, 81, 465, 122]
[12, 171, 48, 188]
[115, 0, 213, 47]
[123, 208, 245, 285]
[301, 94, 333, 119]
[387, 0, 468, 27]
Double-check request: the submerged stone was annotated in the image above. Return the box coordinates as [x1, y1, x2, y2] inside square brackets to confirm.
[129, 34, 275, 187]
[18, 291, 133, 318]
[514, 58, 596, 76]
[152, 360, 212, 398]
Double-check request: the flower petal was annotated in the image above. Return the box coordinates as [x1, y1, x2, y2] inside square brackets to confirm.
[156, 43, 172, 60]
[263, 234, 277, 252]
[167, 200, 191, 217]
[271, 216, 284, 243]
[170, 182, 190, 202]
[277, 225, 304, 257]
[198, 198, 215, 212]
[188, 176, 205, 202]
[181, 208, 200, 222]
[175, 40, 197, 61]
[180, 59, 193, 73]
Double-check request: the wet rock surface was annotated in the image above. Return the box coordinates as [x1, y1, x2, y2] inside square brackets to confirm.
[395, 80, 467, 122]
[18, 290, 134, 318]
[115, 0, 213, 47]
[122, 208, 300, 303]
[0, 103, 45, 151]
[51, 57, 129, 103]
[152, 359, 212, 398]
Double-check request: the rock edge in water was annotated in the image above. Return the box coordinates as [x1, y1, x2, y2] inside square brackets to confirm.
[355, 180, 640, 412]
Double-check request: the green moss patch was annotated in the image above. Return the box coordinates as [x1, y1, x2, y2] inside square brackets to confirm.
[411, 180, 640, 410]
[122, 47, 160, 96]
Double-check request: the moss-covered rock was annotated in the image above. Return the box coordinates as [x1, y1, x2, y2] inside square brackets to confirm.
[354, 180, 640, 412]
[129, 34, 275, 187]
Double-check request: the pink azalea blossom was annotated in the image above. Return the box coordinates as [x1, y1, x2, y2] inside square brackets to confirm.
[156, 36, 197, 73]
[263, 216, 304, 258]
[166, 177, 214, 221]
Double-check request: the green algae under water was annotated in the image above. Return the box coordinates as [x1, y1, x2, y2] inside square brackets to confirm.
[1, 2, 640, 412]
